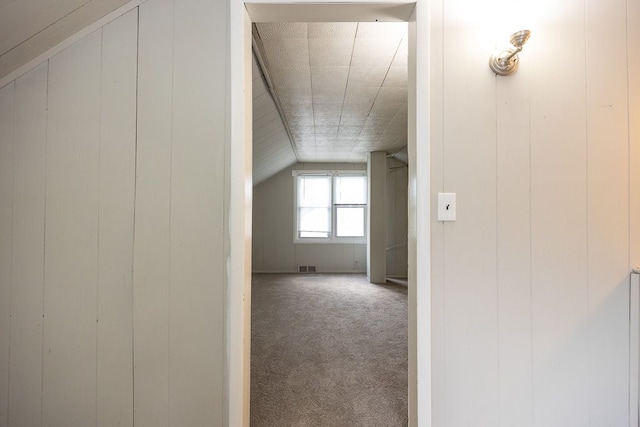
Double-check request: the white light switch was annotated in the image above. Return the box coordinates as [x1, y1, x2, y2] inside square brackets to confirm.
[438, 193, 456, 221]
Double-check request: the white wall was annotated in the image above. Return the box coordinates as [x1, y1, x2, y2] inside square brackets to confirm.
[387, 158, 408, 279]
[252, 162, 367, 273]
[429, 0, 640, 425]
[2, 0, 639, 425]
[0, 10, 137, 426]
[368, 152, 387, 283]
[0, 0, 228, 425]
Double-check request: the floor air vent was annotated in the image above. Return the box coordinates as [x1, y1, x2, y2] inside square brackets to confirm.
[298, 265, 316, 273]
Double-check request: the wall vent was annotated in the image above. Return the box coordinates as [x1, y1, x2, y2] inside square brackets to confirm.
[298, 265, 316, 273]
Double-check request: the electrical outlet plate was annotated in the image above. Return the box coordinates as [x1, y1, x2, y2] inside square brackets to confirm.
[438, 193, 456, 221]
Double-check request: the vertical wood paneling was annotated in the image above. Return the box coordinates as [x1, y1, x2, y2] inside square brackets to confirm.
[496, 62, 533, 426]
[43, 29, 102, 427]
[0, 82, 14, 427]
[585, 0, 630, 424]
[9, 62, 47, 427]
[630, 0, 640, 276]
[629, 0, 640, 423]
[368, 151, 386, 283]
[252, 188, 265, 270]
[97, 10, 137, 427]
[276, 171, 295, 271]
[441, 2, 498, 425]
[631, 274, 640, 427]
[386, 162, 408, 278]
[134, 0, 173, 425]
[427, 0, 444, 421]
[169, 0, 226, 423]
[530, 0, 589, 424]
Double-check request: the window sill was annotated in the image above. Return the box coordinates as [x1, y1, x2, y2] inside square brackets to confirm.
[294, 238, 366, 245]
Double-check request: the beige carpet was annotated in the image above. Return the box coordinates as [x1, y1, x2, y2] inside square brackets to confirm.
[250, 273, 408, 426]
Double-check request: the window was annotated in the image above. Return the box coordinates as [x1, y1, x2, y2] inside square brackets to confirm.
[294, 171, 367, 243]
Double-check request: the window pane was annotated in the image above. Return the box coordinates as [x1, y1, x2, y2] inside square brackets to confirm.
[299, 207, 330, 238]
[298, 176, 331, 207]
[336, 207, 365, 237]
[335, 175, 367, 204]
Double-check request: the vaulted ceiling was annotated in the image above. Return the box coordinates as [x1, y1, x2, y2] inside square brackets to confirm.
[252, 22, 408, 171]
[0, 0, 130, 79]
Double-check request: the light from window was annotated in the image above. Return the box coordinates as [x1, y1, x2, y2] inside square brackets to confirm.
[336, 206, 365, 237]
[297, 175, 331, 238]
[294, 171, 367, 243]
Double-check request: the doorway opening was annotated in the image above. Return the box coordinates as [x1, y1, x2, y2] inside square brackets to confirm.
[227, 3, 430, 426]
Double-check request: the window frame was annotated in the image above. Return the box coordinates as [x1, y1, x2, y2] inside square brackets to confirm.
[293, 170, 368, 244]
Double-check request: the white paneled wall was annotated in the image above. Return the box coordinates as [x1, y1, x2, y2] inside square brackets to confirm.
[386, 158, 408, 279]
[0, 0, 228, 425]
[430, 0, 640, 425]
[0, 72, 13, 427]
[0, 10, 137, 426]
[134, 0, 226, 425]
[252, 162, 367, 273]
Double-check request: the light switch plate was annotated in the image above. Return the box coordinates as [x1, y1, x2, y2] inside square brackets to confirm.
[438, 193, 456, 221]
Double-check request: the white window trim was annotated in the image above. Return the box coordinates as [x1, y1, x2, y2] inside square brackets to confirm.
[292, 170, 368, 244]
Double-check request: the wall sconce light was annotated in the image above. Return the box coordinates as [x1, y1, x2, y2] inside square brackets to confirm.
[489, 30, 531, 76]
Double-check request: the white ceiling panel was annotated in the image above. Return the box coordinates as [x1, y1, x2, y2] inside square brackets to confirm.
[347, 66, 388, 87]
[343, 86, 378, 105]
[309, 38, 354, 66]
[339, 114, 368, 127]
[278, 93, 313, 109]
[355, 22, 407, 38]
[312, 86, 347, 104]
[392, 38, 409, 66]
[311, 66, 349, 90]
[383, 66, 408, 87]
[338, 125, 364, 137]
[262, 38, 309, 68]
[342, 102, 373, 115]
[315, 127, 340, 137]
[351, 37, 401, 66]
[269, 67, 311, 89]
[376, 87, 408, 104]
[308, 22, 357, 38]
[255, 22, 308, 39]
[253, 21, 407, 166]
[0, 0, 88, 55]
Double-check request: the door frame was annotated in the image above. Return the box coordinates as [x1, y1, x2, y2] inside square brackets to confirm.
[227, 2, 432, 426]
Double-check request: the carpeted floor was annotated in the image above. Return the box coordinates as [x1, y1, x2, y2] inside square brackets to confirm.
[250, 274, 408, 427]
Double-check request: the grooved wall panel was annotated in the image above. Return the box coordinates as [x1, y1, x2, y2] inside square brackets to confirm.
[0, 81, 14, 427]
[585, 0, 629, 423]
[169, 0, 226, 423]
[529, 1, 589, 424]
[386, 159, 407, 278]
[133, 0, 173, 425]
[43, 29, 102, 427]
[629, 0, 640, 293]
[8, 62, 47, 427]
[430, 0, 639, 425]
[426, 0, 444, 422]
[441, 0, 499, 424]
[496, 55, 532, 427]
[97, 9, 137, 427]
